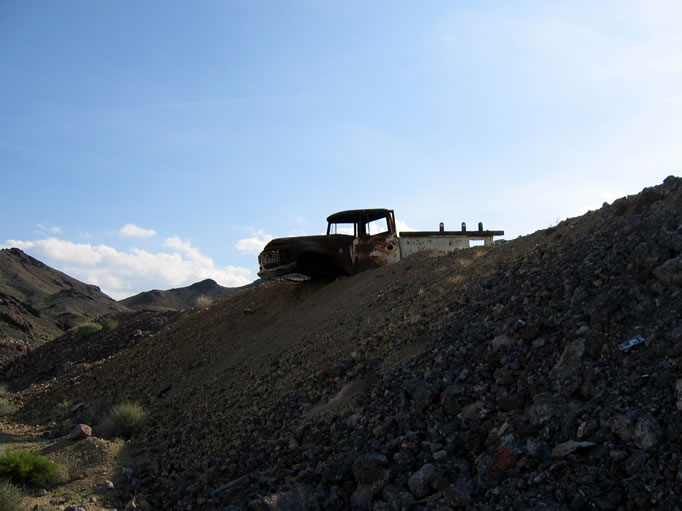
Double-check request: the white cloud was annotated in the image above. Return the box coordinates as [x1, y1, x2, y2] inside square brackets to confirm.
[396, 220, 416, 233]
[4, 237, 253, 300]
[120, 224, 156, 238]
[235, 229, 273, 255]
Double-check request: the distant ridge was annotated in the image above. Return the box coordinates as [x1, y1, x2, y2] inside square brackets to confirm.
[118, 278, 257, 310]
[0, 248, 128, 342]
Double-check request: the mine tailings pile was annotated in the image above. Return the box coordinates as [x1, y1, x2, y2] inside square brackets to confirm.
[12, 176, 682, 510]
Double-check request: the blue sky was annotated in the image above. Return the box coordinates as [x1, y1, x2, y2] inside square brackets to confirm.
[1, 1, 680, 299]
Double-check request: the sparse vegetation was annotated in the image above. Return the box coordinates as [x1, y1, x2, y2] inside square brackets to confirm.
[0, 479, 26, 511]
[0, 399, 18, 417]
[55, 399, 72, 417]
[195, 295, 213, 308]
[98, 401, 145, 439]
[74, 322, 103, 339]
[105, 318, 119, 330]
[62, 453, 83, 482]
[0, 450, 60, 487]
[0, 387, 17, 417]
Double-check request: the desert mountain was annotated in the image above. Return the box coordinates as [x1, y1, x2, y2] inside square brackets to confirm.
[0, 248, 128, 343]
[3, 176, 682, 510]
[119, 278, 245, 311]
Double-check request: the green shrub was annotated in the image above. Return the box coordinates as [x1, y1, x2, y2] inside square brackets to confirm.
[0, 450, 60, 487]
[98, 401, 145, 439]
[105, 318, 119, 330]
[74, 322, 103, 340]
[0, 479, 26, 511]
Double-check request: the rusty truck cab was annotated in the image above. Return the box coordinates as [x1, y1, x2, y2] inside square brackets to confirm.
[327, 209, 400, 272]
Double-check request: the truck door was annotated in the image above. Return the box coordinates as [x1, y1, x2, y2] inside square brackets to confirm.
[353, 214, 400, 272]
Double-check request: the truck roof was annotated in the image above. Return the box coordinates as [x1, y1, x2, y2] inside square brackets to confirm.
[326, 209, 393, 223]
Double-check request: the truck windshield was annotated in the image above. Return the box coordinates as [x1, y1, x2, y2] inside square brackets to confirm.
[366, 217, 389, 236]
[328, 223, 355, 235]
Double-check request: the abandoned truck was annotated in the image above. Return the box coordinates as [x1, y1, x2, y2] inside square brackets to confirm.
[257, 208, 503, 280]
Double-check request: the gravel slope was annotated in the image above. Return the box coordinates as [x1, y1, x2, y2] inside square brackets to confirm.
[8, 176, 682, 510]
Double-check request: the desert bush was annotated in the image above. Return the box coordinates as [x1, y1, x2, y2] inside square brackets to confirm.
[0, 450, 60, 487]
[0, 479, 26, 511]
[74, 322, 103, 339]
[0, 388, 17, 417]
[98, 401, 145, 439]
[0, 399, 17, 417]
[55, 399, 72, 417]
[105, 318, 119, 330]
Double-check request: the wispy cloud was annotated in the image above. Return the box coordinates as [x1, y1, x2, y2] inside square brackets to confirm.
[37, 224, 62, 235]
[235, 229, 273, 255]
[120, 224, 157, 238]
[5, 236, 252, 300]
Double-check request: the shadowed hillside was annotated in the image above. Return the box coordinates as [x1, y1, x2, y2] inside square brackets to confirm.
[6, 176, 682, 510]
[119, 278, 255, 311]
[0, 248, 128, 343]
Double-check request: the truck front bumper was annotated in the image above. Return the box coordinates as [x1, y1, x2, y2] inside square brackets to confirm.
[257, 261, 299, 279]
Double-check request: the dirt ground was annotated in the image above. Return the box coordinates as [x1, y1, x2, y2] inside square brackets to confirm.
[0, 419, 135, 510]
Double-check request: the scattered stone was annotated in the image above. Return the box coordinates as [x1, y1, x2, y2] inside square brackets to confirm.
[576, 420, 598, 439]
[653, 255, 682, 286]
[633, 414, 662, 450]
[352, 453, 389, 486]
[68, 423, 91, 441]
[611, 414, 635, 441]
[551, 440, 596, 458]
[404, 379, 438, 411]
[407, 463, 437, 498]
[350, 484, 373, 509]
[444, 479, 472, 508]
[491, 335, 514, 352]
[441, 383, 464, 415]
[433, 450, 448, 462]
[382, 484, 414, 510]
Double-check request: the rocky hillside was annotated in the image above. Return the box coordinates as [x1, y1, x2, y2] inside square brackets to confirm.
[119, 278, 247, 311]
[7, 176, 682, 510]
[2, 308, 181, 388]
[0, 248, 128, 344]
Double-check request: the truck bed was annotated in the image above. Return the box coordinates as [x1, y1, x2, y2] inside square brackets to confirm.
[398, 230, 504, 257]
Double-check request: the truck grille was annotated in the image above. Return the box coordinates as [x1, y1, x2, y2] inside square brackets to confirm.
[259, 250, 280, 265]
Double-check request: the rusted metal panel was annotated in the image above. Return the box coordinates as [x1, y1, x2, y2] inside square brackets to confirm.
[400, 230, 505, 251]
[399, 236, 469, 257]
[352, 232, 400, 272]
